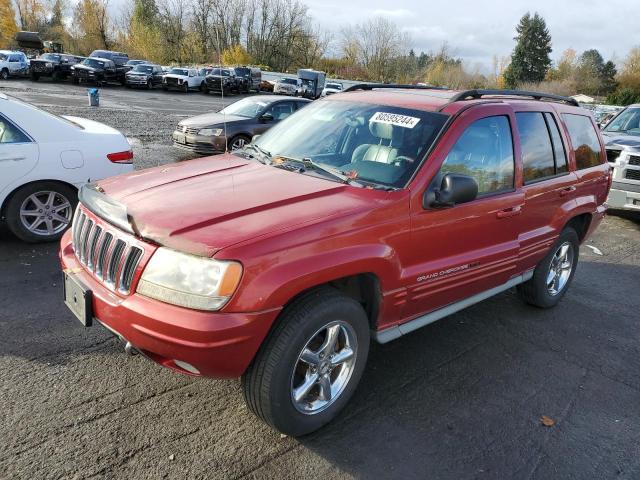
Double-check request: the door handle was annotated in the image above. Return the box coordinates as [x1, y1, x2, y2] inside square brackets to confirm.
[0, 155, 26, 162]
[496, 206, 522, 219]
[559, 186, 577, 197]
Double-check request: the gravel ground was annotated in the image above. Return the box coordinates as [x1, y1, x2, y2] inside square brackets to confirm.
[1, 79, 640, 480]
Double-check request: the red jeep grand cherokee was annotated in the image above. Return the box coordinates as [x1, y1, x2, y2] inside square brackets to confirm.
[60, 85, 611, 435]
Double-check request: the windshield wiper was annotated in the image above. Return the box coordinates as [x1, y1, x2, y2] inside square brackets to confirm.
[237, 143, 271, 164]
[272, 156, 363, 186]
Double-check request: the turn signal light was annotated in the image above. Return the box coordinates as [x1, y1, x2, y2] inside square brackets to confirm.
[107, 150, 134, 163]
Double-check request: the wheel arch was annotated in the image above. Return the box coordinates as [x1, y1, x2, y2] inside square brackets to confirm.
[563, 212, 592, 243]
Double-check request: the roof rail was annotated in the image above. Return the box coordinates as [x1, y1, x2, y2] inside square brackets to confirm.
[447, 89, 579, 107]
[343, 83, 449, 93]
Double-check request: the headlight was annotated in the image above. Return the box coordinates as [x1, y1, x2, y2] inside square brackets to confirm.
[46, 62, 52, 67]
[137, 247, 242, 311]
[198, 128, 223, 136]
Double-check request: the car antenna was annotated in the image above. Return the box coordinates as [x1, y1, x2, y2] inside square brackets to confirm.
[214, 27, 228, 152]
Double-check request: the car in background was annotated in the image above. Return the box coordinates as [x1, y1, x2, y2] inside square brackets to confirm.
[203, 67, 241, 95]
[321, 81, 343, 97]
[71, 57, 125, 86]
[162, 67, 206, 93]
[259, 79, 275, 92]
[0, 93, 133, 242]
[125, 64, 165, 89]
[30, 53, 83, 82]
[126, 59, 149, 68]
[601, 104, 640, 212]
[172, 95, 310, 154]
[234, 66, 261, 93]
[0, 51, 29, 80]
[273, 77, 300, 96]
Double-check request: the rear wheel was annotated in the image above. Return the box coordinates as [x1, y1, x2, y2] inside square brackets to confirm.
[517, 227, 579, 308]
[5, 182, 77, 243]
[242, 288, 370, 436]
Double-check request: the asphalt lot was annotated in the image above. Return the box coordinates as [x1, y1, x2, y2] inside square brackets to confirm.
[1, 79, 640, 480]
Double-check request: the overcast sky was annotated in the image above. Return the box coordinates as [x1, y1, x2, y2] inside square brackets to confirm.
[308, 0, 640, 71]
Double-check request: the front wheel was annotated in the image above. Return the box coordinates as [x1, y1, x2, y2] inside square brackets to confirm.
[183, 83, 189, 93]
[5, 182, 77, 243]
[229, 134, 250, 151]
[517, 227, 579, 308]
[242, 288, 370, 436]
[1, 69, 9, 80]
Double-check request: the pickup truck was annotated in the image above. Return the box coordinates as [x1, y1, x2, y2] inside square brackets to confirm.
[30, 53, 83, 81]
[60, 85, 610, 436]
[71, 57, 125, 86]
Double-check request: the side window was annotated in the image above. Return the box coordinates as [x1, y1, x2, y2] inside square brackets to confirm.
[0, 115, 30, 143]
[440, 115, 514, 195]
[516, 112, 555, 182]
[544, 113, 568, 173]
[561, 114, 603, 169]
[268, 102, 295, 120]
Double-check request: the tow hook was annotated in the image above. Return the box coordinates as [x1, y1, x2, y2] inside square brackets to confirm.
[124, 341, 138, 356]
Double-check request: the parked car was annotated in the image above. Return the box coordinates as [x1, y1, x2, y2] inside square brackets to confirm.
[0, 51, 29, 80]
[162, 67, 206, 92]
[71, 57, 125, 86]
[172, 95, 310, 154]
[273, 77, 300, 96]
[203, 67, 241, 94]
[126, 59, 148, 68]
[30, 53, 83, 81]
[89, 50, 129, 67]
[0, 93, 133, 242]
[234, 66, 262, 93]
[59, 86, 609, 436]
[259, 79, 275, 92]
[601, 103, 640, 212]
[125, 63, 165, 89]
[321, 81, 343, 97]
[298, 69, 326, 99]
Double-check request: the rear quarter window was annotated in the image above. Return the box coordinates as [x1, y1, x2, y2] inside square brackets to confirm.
[561, 114, 603, 169]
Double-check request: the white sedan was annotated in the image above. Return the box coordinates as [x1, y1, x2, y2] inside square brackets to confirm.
[0, 93, 133, 242]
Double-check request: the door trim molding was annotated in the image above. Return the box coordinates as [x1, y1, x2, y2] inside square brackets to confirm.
[374, 269, 534, 344]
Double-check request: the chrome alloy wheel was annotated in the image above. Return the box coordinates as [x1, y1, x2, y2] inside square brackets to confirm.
[290, 321, 357, 415]
[231, 137, 247, 150]
[19, 191, 73, 236]
[546, 241, 574, 296]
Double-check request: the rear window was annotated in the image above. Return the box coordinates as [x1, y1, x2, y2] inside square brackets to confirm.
[562, 114, 603, 169]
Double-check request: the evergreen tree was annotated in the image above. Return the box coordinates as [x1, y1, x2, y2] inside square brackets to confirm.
[601, 60, 618, 95]
[504, 12, 552, 88]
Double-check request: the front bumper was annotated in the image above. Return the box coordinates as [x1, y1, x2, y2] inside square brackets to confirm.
[59, 229, 281, 378]
[607, 183, 640, 211]
[126, 76, 150, 86]
[172, 130, 226, 155]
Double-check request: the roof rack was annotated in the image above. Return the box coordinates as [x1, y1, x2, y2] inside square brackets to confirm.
[448, 89, 579, 107]
[343, 83, 449, 93]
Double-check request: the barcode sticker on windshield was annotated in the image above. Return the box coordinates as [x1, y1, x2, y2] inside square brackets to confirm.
[370, 112, 421, 128]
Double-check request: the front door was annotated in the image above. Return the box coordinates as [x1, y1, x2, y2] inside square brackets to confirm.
[0, 114, 39, 197]
[404, 107, 524, 319]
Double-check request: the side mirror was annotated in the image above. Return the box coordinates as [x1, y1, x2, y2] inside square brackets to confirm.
[260, 113, 274, 122]
[424, 173, 478, 208]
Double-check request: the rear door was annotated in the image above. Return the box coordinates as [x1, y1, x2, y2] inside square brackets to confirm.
[0, 114, 39, 195]
[514, 110, 578, 272]
[406, 106, 524, 318]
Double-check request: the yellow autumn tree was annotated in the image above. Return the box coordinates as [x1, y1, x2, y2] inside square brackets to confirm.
[221, 45, 252, 66]
[0, 0, 19, 48]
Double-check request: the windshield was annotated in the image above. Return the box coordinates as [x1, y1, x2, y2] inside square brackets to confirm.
[211, 68, 231, 76]
[170, 68, 188, 76]
[220, 97, 269, 118]
[326, 83, 342, 90]
[235, 68, 250, 76]
[41, 54, 60, 61]
[132, 65, 153, 73]
[82, 58, 106, 68]
[604, 107, 640, 136]
[0, 54, 7, 61]
[253, 100, 449, 188]
[281, 78, 297, 85]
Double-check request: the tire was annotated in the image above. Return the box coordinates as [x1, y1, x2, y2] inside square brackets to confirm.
[72, 76, 79, 85]
[5, 182, 78, 243]
[517, 227, 580, 308]
[202, 84, 209, 94]
[162, 85, 168, 91]
[1, 69, 9, 80]
[242, 287, 370, 436]
[147, 80, 153, 90]
[183, 83, 189, 93]
[199, 81, 205, 92]
[229, 134, 251, 151]
[52, 71, 60, 82]
[31, 73, 39, 82]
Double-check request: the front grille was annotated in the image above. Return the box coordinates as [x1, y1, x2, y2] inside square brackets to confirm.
[177, 125, 199, 135]
[625, 169, 640, 181]
[606, 149, 621, 163]
[628, 155, 640, 166]
[72, 208, 144, 294]
[166, 77, 179, 86]
[31, 62, 51, 72]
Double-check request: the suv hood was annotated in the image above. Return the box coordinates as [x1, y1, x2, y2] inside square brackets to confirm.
[602, 132, 640, 152]
[165, 73, 188, 79]
[93, 155, 370, 256]
[74, 64, 100, 72]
